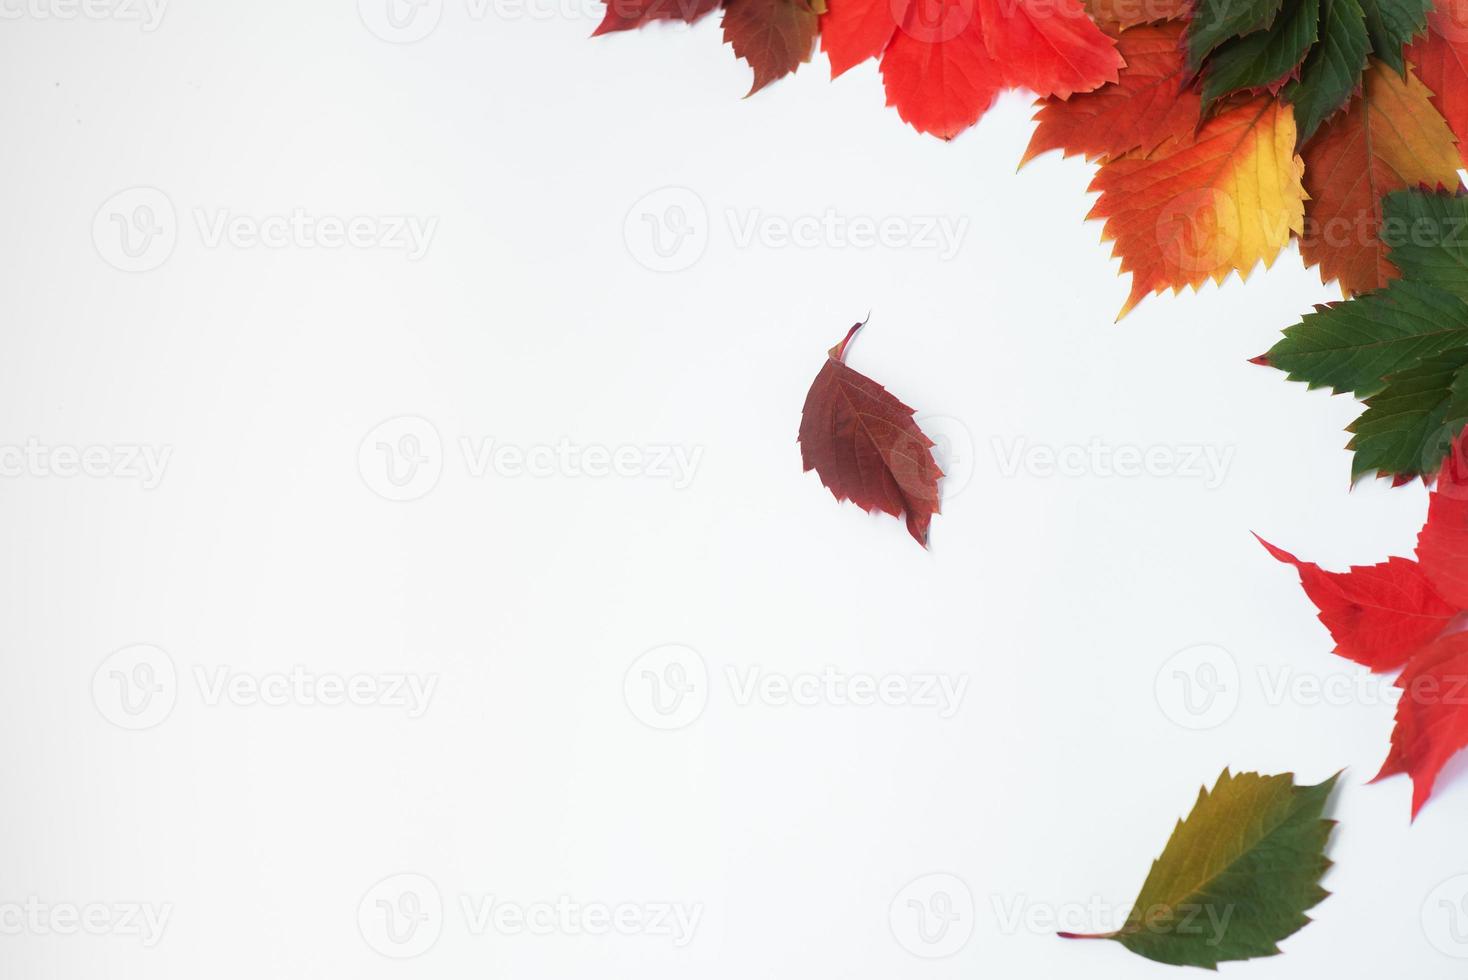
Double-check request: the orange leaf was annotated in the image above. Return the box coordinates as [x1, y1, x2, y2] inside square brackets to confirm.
[1088, 97, 1306, 317]
[1024, 22, 1202, 164]
[1301, 60, 1461, 296]
[1085, 0, 1189, 28]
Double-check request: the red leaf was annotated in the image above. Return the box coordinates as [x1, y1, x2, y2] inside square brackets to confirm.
[1259, 535, 1457, 671]
[798, 322, 944, 545]
[976, 0, 1122, 99]
[821, 0, 906, 76]
[1408, 0, 1468, 168]
[831, 0, 1116, 136]
[723, 0, 821, 95]
[879, 0, 1005, 139]
[593, 0, 721, 34]
[1023, 22, 1201, 164]
[1418, 430, 1468, 608]
[1375, 632, 1468, 818]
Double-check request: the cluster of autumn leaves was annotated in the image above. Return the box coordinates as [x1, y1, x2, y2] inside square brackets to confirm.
[1029, 0, 1467, 314]
[597, 0, 1468, 317]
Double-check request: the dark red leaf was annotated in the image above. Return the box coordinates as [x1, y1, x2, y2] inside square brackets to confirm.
[799, 322, 943, 546]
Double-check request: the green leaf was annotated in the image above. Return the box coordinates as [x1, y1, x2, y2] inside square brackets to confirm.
[1285, 0, 1371, 143]
[1262, 280, 1468, 396]
[1350, 348, 1468, 479]
[1359, 0, 1431, 73]
[1379, 190, 1468, 298]
[1261, 191, 1468, 482]
[1203, 0, 1321, 111]
[1061, 770, 1337, 969]
[1186, 0, 1287, 70]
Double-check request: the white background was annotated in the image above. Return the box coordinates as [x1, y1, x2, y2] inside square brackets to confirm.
[0, 0, 1463, 976]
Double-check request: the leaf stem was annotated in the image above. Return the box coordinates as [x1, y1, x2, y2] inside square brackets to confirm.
[828, 316, 869, 362]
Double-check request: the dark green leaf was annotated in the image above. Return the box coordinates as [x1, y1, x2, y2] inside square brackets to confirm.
[1203, 0, 1320, 111]
[1379, 190, 1468, 298]
[1285, 0, 1371, 143]
[1262, 280, 1468, 396]
[1350, 348, 1468, 479]
[1359, 0, 1431, 73]
[1186, 0, 1287, 70]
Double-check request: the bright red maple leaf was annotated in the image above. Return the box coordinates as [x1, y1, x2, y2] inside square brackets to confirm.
[1263, 427, 1468, 817]
[824, 0, 1120, 138]
[1374, 633, 1468, 817]
[1258, 538, 1457, 671]
[798, 322, 943, 546]
[1418, 436, 1468, 607]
